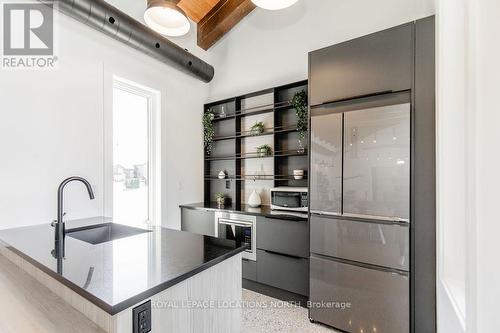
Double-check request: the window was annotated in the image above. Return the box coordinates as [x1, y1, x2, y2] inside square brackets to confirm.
[111, 77, 160, 226]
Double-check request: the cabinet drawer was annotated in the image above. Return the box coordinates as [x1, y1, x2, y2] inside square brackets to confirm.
[257, 217, 309, 258]
[309, 23, 413, 106]
[242, 258, 257, 281]
[310, 215, 409, 270]
[180, 208, 215, 237]
[257, 249, 309, 296]
[310, 255, 409, 333]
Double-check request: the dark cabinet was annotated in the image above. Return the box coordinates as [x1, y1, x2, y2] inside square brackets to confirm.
[242, 258, 257, 281]
[308, 16, 436, 333]
[180, 208, 215, 237]
[180, 207, 309, 295]
[309, 23, 413, 106]
[257, 249, 309, 296]
[257, 217, 309, 258]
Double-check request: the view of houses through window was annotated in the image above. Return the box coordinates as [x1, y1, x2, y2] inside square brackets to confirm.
[112, 83, 151, 225]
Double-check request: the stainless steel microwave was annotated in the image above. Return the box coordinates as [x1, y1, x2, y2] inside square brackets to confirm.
[270, 187, 308, 212]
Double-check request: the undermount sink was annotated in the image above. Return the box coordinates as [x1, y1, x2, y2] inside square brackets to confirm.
[66, 223, 151, 245]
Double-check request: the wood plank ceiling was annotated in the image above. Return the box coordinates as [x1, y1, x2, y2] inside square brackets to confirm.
[178, 0, 256, 50]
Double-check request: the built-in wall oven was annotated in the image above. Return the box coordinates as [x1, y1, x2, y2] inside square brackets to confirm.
[215, 212, 256, 261]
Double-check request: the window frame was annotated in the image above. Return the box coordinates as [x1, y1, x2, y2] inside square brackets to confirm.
[108, 75, 161, 226]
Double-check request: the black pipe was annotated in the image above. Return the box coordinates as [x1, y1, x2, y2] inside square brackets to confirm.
[42, 0, 214, 82]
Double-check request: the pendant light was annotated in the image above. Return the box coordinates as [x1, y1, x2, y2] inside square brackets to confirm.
[251, 0, 299, 10]
[144, 0, 190, 37]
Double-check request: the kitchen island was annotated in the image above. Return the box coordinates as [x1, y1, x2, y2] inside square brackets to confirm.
[0, 217, 246, 333]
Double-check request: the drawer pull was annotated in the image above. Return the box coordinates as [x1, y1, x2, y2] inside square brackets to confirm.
[312, 254, 409, 277]
[263, 249, 305, 260]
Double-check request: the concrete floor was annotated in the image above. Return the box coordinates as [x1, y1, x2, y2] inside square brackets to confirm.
[242, 289, 339, 333]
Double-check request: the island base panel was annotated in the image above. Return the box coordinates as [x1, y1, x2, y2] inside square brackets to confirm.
[0, 246, 243, 333]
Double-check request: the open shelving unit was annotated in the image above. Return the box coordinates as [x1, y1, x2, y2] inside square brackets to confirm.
[203, 80, 308, 205]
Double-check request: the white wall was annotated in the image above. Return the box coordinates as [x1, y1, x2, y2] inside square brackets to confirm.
[437, 0, 500, 332]
[470, 0, 500, 331]
[436, 0, 468, 330]
[0, 2, 208, 230]
[207, 0, 435, 101]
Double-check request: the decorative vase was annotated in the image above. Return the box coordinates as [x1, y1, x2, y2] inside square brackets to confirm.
[297, 139, 305, 154]
[248, 189, 261, 208]
[293, 169, 305, 180]
[218, 170, 227, 179]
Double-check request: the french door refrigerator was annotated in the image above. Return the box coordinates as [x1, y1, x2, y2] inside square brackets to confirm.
[309, 97, 411, 333]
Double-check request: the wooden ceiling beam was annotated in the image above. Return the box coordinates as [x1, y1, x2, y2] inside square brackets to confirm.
[197, 0, 256, 50]
[178, 0, 220, 23]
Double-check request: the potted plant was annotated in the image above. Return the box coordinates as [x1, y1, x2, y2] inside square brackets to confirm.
[256, 144, 272, 157]
[203, 111, 215, 155]
[292, 90, 308, 153]
[215, 193, 226, 208]
[250, 121, 265, 136]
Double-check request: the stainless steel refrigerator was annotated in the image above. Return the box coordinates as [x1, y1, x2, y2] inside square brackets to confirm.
[309, 98, 411, 333]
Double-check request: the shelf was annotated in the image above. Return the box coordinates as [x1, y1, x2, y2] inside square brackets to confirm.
[274, 126, 302, 135]
[210, 101, 292, 122]
[274, 103, 295, 111]
[212, 125, 299, 142]
[204, 149, 307, 161]
[203, 79, 309, 207]
[213, 129, 274, 142]
[238, 100, 291, 114]
[204, 174, 308, 181]
[274, 149, 308, 158]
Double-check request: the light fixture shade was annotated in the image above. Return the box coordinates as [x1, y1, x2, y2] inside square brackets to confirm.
[251, 0, 299, 10]
[144, 0, 190, 37]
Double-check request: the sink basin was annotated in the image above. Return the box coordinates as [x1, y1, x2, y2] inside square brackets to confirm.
[66, 223, 151, 245]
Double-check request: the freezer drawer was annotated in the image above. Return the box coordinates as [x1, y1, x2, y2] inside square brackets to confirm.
[310, 215, 409, 270]
[257, 249, 309, 296]
[310, 255, 409, 333]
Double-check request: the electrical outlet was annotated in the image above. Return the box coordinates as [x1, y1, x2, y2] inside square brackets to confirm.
[132, 300, 151, 333]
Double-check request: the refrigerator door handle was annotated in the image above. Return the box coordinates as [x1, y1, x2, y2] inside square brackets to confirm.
[342, 213, 410, 225]
[310, 210, 342, 217]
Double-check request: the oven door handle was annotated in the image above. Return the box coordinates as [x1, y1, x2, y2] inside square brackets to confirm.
[218, 219, 253, 228]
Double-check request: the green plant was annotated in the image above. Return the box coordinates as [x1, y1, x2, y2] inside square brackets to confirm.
[215, 193, 226, 200]
[250, 121, 265, 135]
[256, 144, 272, 157]
[292, 90, 308, 140]
[215, 193, 226, 206]
[203, 111, 215, 155]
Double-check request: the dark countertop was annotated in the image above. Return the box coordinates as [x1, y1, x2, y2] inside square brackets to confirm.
[180, 202, 308, 221]
[0, 217, 246, 315]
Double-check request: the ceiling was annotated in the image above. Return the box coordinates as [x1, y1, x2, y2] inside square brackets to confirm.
[177, 0, 256, 50]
